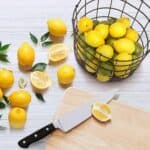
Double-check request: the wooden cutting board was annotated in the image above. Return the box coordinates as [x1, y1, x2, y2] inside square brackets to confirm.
[45, 87, 150, 150]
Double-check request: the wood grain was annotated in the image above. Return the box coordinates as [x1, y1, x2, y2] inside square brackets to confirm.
[46, 88, 150, 150]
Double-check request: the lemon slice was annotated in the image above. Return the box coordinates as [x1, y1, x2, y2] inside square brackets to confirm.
[30, 71, 52, 91]
[48, 43, 69, 62]
[92, 102, 111, 122]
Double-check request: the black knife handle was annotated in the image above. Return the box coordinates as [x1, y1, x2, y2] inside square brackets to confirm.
[18, 123, 56, 148]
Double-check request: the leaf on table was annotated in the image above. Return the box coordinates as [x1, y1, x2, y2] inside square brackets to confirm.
[0, 102, 6, 109]
[0, 44, 11, 52]
[18, 78, 27, 89]
[42, 41, 53, 47]
[40, 32, 49, 42]
[0, 114, 2, 118]
[0, 54, 9, 63]
[29, 32, 38, 45]
[35, 93, 45, 102]
[0, 41, 1, 47]
[3, 96, 9, 104]
[31, 62, 47, 71]
[0, 126, 7, 130]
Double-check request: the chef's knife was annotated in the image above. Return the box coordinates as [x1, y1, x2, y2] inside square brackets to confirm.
[18, 93, 119, 148]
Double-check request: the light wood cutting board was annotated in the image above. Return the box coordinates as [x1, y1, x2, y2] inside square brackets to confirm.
[45, 87, 150, 150]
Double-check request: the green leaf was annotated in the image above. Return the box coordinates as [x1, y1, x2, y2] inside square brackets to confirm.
[41, 32, 49, 42]
[0, 114, 2, 118]
[42, 41, 53, 47]
[30, 32, 38, 45]
[0, 102, 6, 109]
[0, 54, 9, 63]
[0, 41, 2, 47]
[35, 93, 45, 102]
[0, 44, 11, 52]
[31, 62, 47, 71]
[0, 126, 6, 130]
[3, 96, 9, 104]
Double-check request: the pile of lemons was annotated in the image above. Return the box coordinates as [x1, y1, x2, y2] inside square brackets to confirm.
[77, 16, 143, 81]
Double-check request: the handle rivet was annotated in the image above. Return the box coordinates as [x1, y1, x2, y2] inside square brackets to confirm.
[34, 134, 38, 138]
[22, 140, 26, 144]
[46, 127, 49, 131]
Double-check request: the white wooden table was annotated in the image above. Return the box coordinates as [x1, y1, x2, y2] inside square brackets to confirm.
[0, 0, 150, 149]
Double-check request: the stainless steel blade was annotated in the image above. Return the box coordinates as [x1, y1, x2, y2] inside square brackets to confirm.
[54, 91, 119, 132]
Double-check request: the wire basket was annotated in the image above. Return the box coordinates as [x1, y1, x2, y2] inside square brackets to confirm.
[72, 0, 150, 81]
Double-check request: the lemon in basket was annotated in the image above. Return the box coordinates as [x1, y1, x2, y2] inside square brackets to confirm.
[96, 45, 114, 62]
[117, 17, 131, 28]
[114, 38, 135, 54]
[77, 17, 93, 33]
[85, 59, 98, 73]
[48, 43, 69, 63]
[125, 28, 139, 42]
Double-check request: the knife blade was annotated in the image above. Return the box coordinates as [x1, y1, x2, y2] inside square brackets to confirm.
[18, 92, 119, 148]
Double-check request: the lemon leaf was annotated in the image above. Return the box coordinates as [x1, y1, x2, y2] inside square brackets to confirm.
[0, 102, 6, 109]
[31, 63, 47, 71]
[35, 93, 45, 102]
[41, 32, 49, 42]
[30, 32, 38, 45]
[3, 96, 9, 104]
[18, 78, 27, 89]
[42, 41, 53, 47]
[0, 44, 11, 52]
[0, 54, 9, 63]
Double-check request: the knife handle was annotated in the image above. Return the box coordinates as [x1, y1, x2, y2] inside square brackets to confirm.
[18, 123, 55, 148]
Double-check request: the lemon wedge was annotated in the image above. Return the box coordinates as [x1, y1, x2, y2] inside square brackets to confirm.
[92, 102, 111, 122]
[48, 43, 69, 62]
[30, 71, 52, 91]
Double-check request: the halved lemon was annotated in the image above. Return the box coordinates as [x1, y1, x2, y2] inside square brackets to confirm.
[92, 102, 111, 122]
[30, 71, 52, 91]
[48, 43, 69, 62]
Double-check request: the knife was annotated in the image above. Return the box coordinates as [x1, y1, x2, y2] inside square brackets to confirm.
[18, 93, 119, 148]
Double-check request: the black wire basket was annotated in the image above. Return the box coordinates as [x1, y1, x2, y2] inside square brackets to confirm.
[72, 0, 150, 81]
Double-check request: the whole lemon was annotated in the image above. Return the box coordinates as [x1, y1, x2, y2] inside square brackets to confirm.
[18, 42, 35, 70]
[96, 45, 114, 62]
[114, 38, 135, 54]
[0, 88, 3, 100]
[47, 18, 67, 37]
[117, 17, 131, 28]
[8, 107, 27, 129]
[85, 30, 105, 47]
[125, 28, 139, 42]
[109, 22, 126, 38]
[8, 90, 31, 108]
[57, 65, 75, 85]
[0, 69, 14, 89]
[95, 24, 109, 39]
[77, 17, 93, 33]
[85, 59, 98, 73]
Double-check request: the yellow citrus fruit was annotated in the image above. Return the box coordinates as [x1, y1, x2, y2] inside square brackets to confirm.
[77, 17, 93, 33]
[114, 38, 135, 54]
[109, 22, 126, 38]
[18, 42, 35, 70]
[0, 88, 3, 100]
[57, 64, 75, 85]
[0, 69, 14, 89]
[96, 73, 111, 82]
[48, 43, 69, 62]
[114, 53, 132, 77]
[47, 18, 67, 37]
[125, 28, 139, 42]
[95, 24, 109, 39]
[8, 90, 31, 108]
[8, 107, 27, 129]
[92, 102, 111, 122]
[30, 71, 52, 91]
[85, 30, 105, 47]
[96, 45, 114, 62]
[117, 17, 131, 28]
[85, 59, 98, 73]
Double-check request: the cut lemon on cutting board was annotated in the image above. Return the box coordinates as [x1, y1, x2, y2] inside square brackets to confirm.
[48, 43, 69, 62]
[92, 102, 111, 122]
[30, 71, 52, 91]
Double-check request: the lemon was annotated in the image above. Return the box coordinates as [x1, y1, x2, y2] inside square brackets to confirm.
[85, 47, 95, 60]
[0, 88, 3, 100]
[8, 107, 27, 129]
[95, 24, 109, 39]
[114, 38, 135, 54]
[76, 44, 85, 61]
[96, 73, 111, 82]
[134, 42, 143, 57]
[92, 102, 111, 122]
[109, 22, 126, 38]
[8, 90, 31, 108]
[48, 43, 69, 62]
[106, 37, 116, 47]
[117, 17, 131, 28]
[114, 53, 132, 77]
[0, 69, 14, 89]
[125, 28, 139, 42]
[18, 42, 35, 70]
[85, 59, 98, 73]
[85, 30, 105, 47]
[30, 71, 52, 91]
[77, 17, 93, 33]
[57, 64, 75, 85]
[96, 45, 114, 62]
[47, 18, 67, 37]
